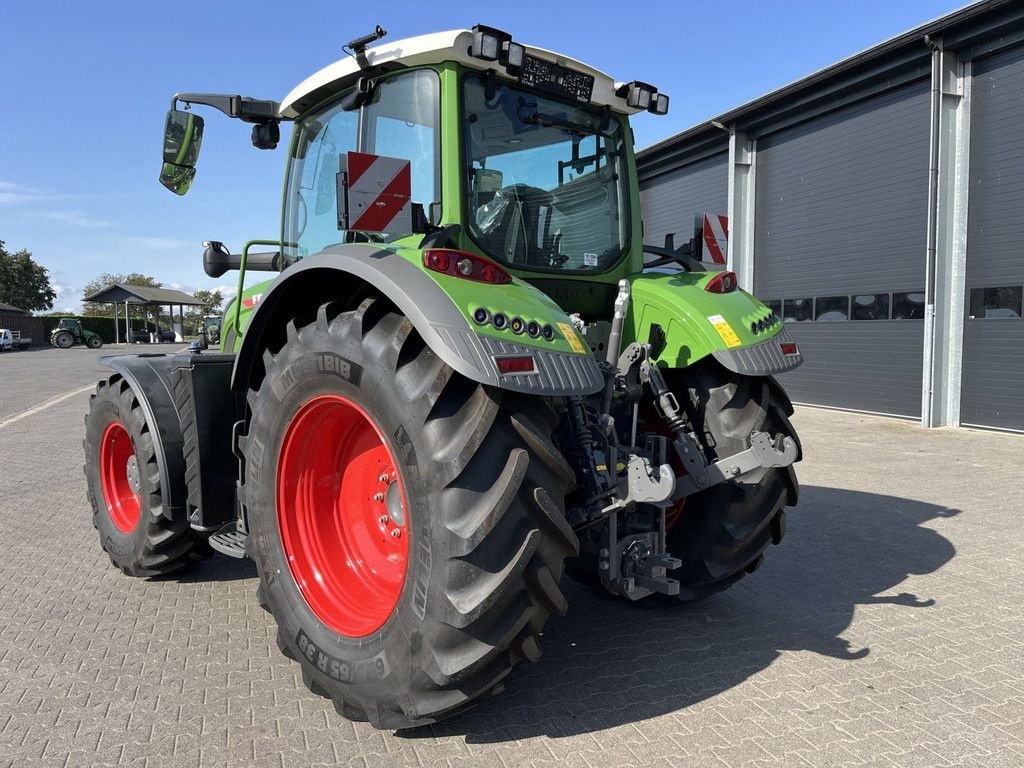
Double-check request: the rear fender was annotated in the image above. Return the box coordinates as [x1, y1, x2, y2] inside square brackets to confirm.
[627, 272, 803, 376]
[230, 244, 604, 396]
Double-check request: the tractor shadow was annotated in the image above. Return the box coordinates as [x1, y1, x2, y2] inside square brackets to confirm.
[408, 485, 958, 742]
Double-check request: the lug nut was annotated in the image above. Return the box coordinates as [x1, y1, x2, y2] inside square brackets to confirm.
[390, 528, 402, 538]
[378, 515, 389, 524]
[373, 492, 384, 502]
[379, 473, 389, 483]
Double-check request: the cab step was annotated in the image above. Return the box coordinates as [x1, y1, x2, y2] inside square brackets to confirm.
[209, 522, 248, 559]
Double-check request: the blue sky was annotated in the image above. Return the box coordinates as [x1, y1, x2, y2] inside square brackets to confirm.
[1, 0, 967, 312]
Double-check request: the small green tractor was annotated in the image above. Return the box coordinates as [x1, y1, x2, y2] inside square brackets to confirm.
[82, 25, 802, 728]
[51, 318, 103, 349]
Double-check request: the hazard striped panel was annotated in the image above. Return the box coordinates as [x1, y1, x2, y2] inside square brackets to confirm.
[342, 151, 412, 234]
[702, 213, 728, 264]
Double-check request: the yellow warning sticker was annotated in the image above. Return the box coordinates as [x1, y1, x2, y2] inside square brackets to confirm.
[558, 322, 587, 354]
[707, 314, 742, 348]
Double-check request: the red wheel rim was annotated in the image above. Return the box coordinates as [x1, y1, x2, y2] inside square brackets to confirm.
[277, 394, 409, 637]
[99, 422, 141, 533]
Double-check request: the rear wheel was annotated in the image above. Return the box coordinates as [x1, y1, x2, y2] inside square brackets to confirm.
[664, 360, 800, 601]
[83, 374, 211, 576]
[242, 298, 578, 728]
[54, 330, 74, 348]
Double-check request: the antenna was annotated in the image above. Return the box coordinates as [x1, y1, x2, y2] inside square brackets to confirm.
[345, 25, 387, 69]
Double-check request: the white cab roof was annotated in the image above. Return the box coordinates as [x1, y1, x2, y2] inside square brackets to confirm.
[280, 29, 640, 119]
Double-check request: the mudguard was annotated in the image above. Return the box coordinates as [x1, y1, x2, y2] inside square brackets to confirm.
[100, 353, 238, 528]
[230, 244, 604, 396]
[627, 272, 804, 376]
[99, 354, 189, 522]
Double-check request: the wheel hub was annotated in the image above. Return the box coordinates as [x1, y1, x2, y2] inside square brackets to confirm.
[276, 394, 409, 637]
[99, 422, 141, 533]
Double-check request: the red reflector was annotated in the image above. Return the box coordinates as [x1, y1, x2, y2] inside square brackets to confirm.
[780, 342, 799, 356]
[495, 356, 535, 374]
[423, 249, 512, 284]
[704, 271, 738, 293]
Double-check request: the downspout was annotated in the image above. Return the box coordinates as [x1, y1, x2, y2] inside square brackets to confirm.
[921, 34, 942, 427]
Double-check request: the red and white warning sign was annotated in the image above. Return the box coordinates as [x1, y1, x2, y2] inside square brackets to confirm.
[342, 151, 412, 233]
[702, 213, 729, 265]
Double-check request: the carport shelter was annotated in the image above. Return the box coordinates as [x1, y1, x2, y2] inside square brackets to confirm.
[83, 284, 205, 344]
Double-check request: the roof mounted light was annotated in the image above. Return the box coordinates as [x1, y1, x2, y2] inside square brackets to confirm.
[471, 24, 512, 62]
[617, 81, 657, 111]
[649, 92, 670, 116]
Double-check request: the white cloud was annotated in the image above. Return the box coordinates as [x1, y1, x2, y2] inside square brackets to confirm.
[36, 210, 110, 228]
[0, 180, 41, 204]
[118, 236, 197, 252]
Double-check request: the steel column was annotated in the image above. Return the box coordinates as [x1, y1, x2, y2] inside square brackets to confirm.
[727, 129, 756, 290]
[922, 42, 971, 427]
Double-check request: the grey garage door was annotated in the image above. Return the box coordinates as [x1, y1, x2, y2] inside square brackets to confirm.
[961, 45, 1024, 431]
[754, 82, 931, 417]
[639, 153, 727, 251]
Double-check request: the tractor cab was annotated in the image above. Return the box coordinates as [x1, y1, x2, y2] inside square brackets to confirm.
[160, 26, 674, 320]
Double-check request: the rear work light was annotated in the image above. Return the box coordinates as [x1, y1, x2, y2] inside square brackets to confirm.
[704, 271, 738, 294]
[780, 342, 800, 356]
[495, 355, 536, 375]
[423, 249, 512, 284]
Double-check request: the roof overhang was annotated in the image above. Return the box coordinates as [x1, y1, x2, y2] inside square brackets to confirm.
[281, 29, 643, 118]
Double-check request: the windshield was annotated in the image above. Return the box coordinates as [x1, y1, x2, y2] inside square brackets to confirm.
[282, 69, 440, 260]
[462, 75, 630, 273]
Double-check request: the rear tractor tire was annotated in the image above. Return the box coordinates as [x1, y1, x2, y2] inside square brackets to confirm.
[54, 330, 74, 349]
[242, 298, 578, 728]
[83, 374, 211, 576]
[664, 361, 801, 602]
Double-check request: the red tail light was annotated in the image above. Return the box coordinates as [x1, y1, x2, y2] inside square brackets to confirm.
[780, 342, 799, 356]
[423, 249, 512, 284]
[495, 355, 536, 374]
[704, 271, 738, 294]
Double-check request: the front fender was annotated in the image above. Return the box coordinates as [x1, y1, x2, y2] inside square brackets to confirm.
[231, 244, 603, 396]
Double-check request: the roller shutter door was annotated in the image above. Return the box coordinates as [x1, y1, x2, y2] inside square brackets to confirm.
[754, 82, 931, 417]
[639, 153, 727, 250]
[961, 46, 1024, 431]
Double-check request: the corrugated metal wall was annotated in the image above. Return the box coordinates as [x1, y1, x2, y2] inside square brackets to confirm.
[753, 82, 931, 417]
[638, 153, 728, 249]
[961, 45, 1024, 430]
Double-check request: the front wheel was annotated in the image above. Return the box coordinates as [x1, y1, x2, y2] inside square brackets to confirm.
[664, 361, 801, 601]
[86, 335, 103, 349]
[83, 375, 211, 576]
[242, 298, 578, 728]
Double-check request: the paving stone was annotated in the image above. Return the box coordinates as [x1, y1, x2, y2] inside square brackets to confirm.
[1, 348, 1023, 767]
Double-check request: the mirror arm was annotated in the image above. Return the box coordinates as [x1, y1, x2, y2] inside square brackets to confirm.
[171, 93, 282, 124]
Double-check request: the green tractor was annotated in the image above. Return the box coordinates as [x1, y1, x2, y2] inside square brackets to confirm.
[51, 318, 103, 349]
[82, 25, 802, 728]
[197, 314, 222, 349]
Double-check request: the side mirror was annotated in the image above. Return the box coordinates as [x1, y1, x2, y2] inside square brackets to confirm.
[159, 109, 204, 195]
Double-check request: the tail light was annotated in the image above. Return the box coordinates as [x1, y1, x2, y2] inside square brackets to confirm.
[423, 249, 512, 284]
[780, 342, 800, 356]
[495, 356, 536, 374]
[704, 271, 738, 294]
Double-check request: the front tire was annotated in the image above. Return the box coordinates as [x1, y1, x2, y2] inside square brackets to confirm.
[664, 361, 801, 601]
[86, 335, 103, 349]
[83, 375, 211, 576]
[242, 298, 578, 728]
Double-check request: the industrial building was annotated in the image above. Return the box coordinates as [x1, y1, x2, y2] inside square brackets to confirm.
[638, 0, 1024, 431]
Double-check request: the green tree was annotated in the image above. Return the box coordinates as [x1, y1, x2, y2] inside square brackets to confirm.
[0, 240, 57, 312]
[83, 272, 162, 317]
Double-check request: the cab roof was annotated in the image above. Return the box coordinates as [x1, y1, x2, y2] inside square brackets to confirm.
[280, 29, 641, 119]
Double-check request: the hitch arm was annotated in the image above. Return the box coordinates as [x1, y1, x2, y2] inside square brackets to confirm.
[671, 431, 798, 500]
